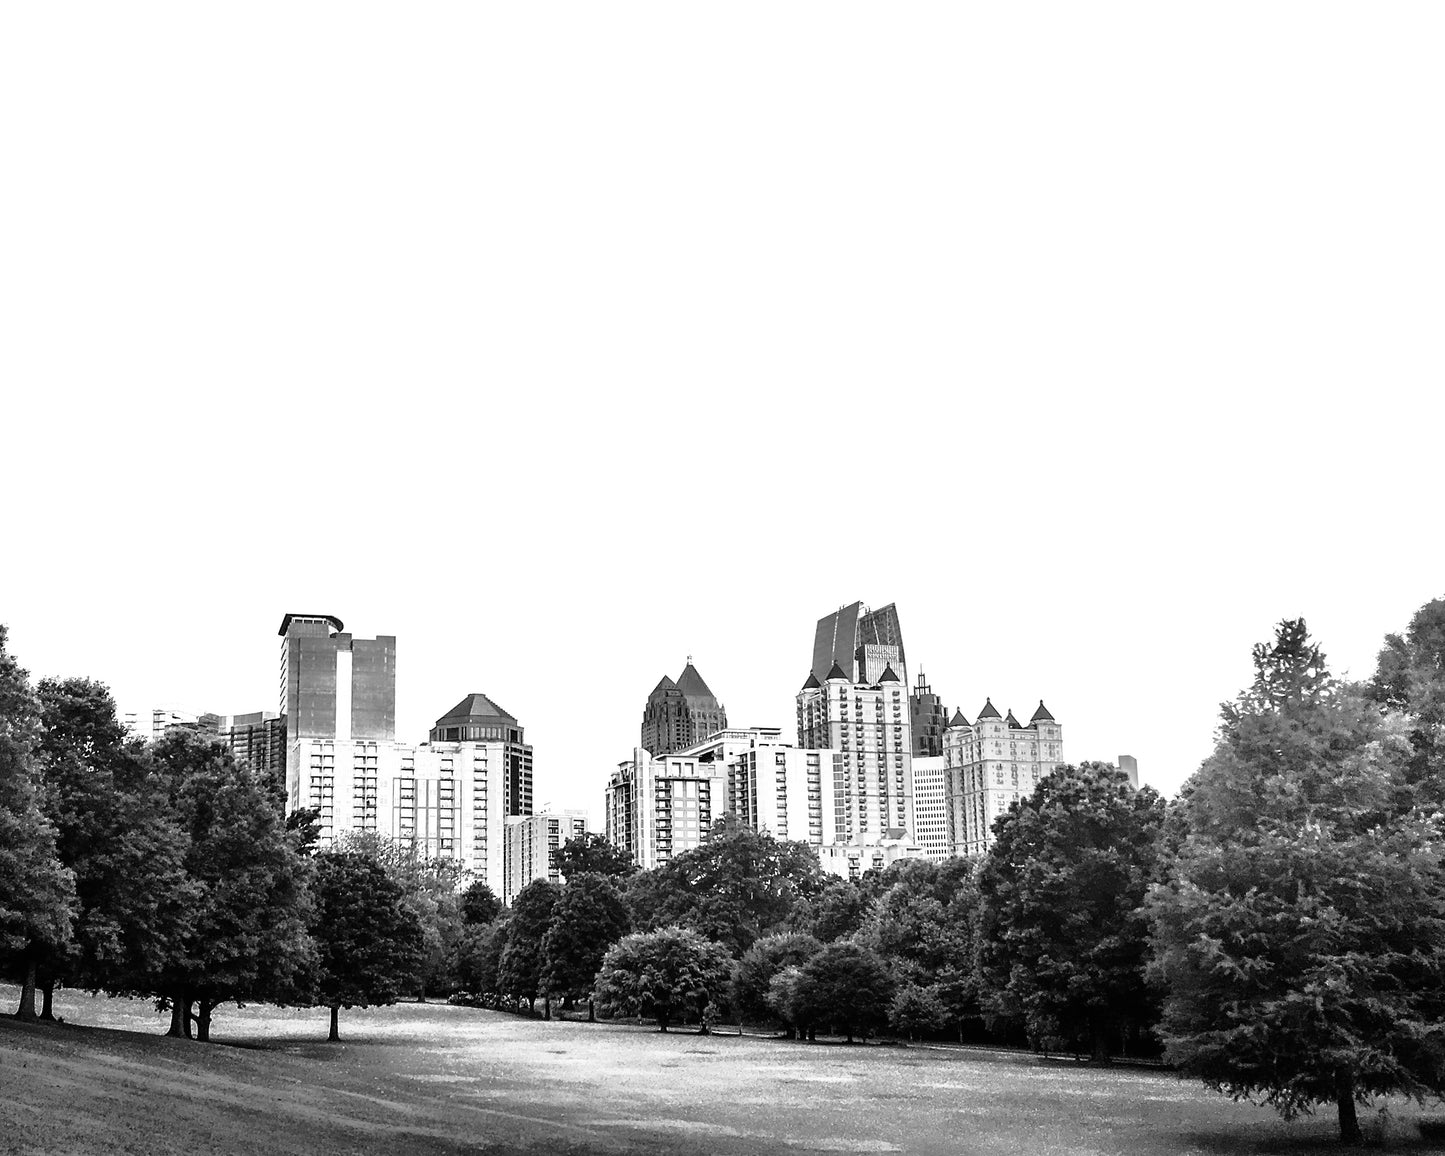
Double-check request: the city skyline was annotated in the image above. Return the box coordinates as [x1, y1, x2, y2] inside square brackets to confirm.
[5, 6, 1443, 833]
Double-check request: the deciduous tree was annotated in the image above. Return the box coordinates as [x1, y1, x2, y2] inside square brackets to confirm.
[498, 879, 561, 1015]
[0, 627, 76, 1021]
[730, 931, 821, 1031]
[595, 926, 731, 1032]
[541, 874, 630, 1020]
[311, 850, 425, 1041]
[552, 833, 637, 882]
[977, 761, 1164, 1062]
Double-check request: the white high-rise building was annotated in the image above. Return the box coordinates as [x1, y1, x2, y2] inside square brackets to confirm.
[910, 755, 949, 860]
[943, 700, 1063, 857]
[503, 810, 589, 905]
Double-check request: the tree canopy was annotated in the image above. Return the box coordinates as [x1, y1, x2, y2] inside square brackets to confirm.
[1149, 618, 1445, 1144]
[595, 926, 731, 1032]
[977, 761, 1165, 1061]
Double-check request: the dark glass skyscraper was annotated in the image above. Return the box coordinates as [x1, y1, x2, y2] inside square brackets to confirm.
[811, 602, 907, 687]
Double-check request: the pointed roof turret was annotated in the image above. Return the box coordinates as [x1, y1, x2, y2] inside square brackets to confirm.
[649, 674, 679, 698]
[878, 663, 900, 683]
[1030, 700, 1056, 723]
[977, 698, 1001, 720]
[1005, 709, 1022, 729]
[948, 709, 970, 728]
[801, 671, 822, 691]
[675, 660, 716, 701]
[825, 661, 850, 682]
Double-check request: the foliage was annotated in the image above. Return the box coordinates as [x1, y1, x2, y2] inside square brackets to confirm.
[1371, 597, 1445, 811]
[783, 941, 894, 1043]
[856, 857, 977, 987]
[455, 914, 511, 1006]
[730, 931, 821, 1026]
[147, 728, 316, 1040]
[333, 829, 467, 997]
[497, 879, 561, 1012]
[31, 676, 195, 1009]
[1149, 618, 1445, 1144]
[541, 874, 630, 1013]
[889, 983, 949, 1039]
[977, 761, 1165, 1061]
[552, 833, 637, 881]
[310, 850, 425, 1039]
[594, 925, 731, 1031]
[459, 880, 502, 926]
[629, 818, 826, 956]
[0, 627, 77, 1020]
[787, 876, 870, 943]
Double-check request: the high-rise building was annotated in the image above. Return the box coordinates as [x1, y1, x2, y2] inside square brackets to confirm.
[909, 670, 948, 758]
[605, 745, 729, 871]
[811, 602, 907, 688]
[217, 711, 287, 797]
[942, 699, 1063, 856]
[503, 810, 589, 905]
[639, 659, 727, 756]
[293, 694, 532, 889]
[429, 694, 534, 818]
[910, 755, 949, 860]
[1117, 754, 1139, 788]
[280, 613, 396, 806]
[796, 660, 914, 842]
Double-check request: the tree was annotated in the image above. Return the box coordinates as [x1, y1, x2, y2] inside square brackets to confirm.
[1149, 619, 1445, 1144]
[459, 880, 502, 927]
[552, 833, 637, 882]
[786, 941, 894, 1044]
[787, 876, 870, 943]
[977, 762, 1165, 1062]
[889, 984, 948, 1041]
[594, 926, 731, 1032]
[147, 729, 316, 1040]
[497, 879, 561, 1015]
[0, 627, 76, 1021]
[730, 932, 821, 1031]
[632, 819, 826, 956]
[310, 851, 425, 1041]
[333, 830, 467, 998]
[30, 677, 195, 1020]
[1371, 597, 1445, 811]
[456, 914, 510, 1006]
[541, 874, 630, 1020]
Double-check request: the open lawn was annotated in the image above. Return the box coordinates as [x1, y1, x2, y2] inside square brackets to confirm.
[2, 986, 1441, 1155]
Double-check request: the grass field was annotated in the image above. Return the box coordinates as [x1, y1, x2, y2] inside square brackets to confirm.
[1, 985, 1441, 1155]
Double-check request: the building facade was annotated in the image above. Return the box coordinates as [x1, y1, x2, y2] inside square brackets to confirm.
[910, 755, 949, 860]
[796, 661, 914, 843]
[942, 699, 1063, 857]
[503, 810, 589, 905]
[605, 745, 729, 871]
[639, 660, 728, 756]
[811, 602, 908, 688]
[909, 671, 948, 757]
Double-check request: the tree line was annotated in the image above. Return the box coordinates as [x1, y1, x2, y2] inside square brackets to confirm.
[5, 598, 1445, 1144]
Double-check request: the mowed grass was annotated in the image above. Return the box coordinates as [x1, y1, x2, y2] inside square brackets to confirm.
[1, 985, 1442, 1155]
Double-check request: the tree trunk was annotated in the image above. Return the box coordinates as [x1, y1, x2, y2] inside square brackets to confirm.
[183, 999, 194, 1039]
[167, 997, 184, 1038]
[39, 978, 55, 1022]
[658, 1015, 669, 1032]
[329, 1005, 340, 1042]
[1091, 1026, 1112, 1066]
[15, 958, 38, 1022]
[543, 993, 551, 1021]
[1336, 1069, 1362, 1145]
[195, 1001, 213, 1043]
[588, 998, 595, 1023]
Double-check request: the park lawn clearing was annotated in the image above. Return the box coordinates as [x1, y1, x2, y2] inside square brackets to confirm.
[1, 986, 1441, 1155]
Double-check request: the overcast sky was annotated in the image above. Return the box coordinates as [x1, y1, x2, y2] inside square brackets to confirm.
[4, 3, 1442, 827]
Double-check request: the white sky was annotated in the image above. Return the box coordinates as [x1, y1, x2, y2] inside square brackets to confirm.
[4, 4, 1443, 827]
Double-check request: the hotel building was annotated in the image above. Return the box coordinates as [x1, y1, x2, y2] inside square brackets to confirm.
[942, 699, 1063, 856]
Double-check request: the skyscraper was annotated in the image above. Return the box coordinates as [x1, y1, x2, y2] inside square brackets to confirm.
[280, 613, 395, 806]
[796, 660, 913, 842]
[639, 659, 727, 756]
[811, 602, 907, 688]
[942, 699, 1063, 856]
[909, 670, 948, 758]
